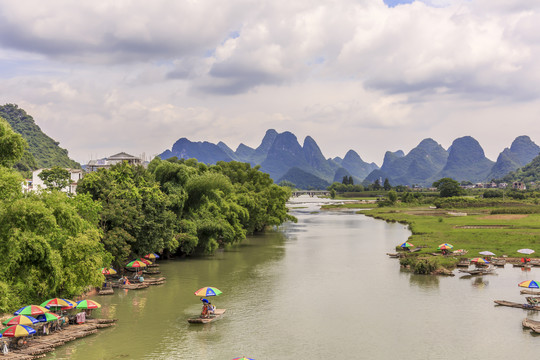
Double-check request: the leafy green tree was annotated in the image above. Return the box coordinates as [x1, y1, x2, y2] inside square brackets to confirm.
[0, 116, 26, 166]
[432, 178, 464, 197]
[388, 190, 398, 203]
[77, 162, 178, 266]
[38, 166, 71, 190]
[330, 189, 336, 199]
[383, 178, 392, 191]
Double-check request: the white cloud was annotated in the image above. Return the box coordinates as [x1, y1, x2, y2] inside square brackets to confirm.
[1, 0, 540, 165]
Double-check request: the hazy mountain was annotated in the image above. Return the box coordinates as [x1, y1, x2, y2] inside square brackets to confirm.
[236, 129, 279, 165]
[434, 136, 494, 183]
[277, 167, 330, 189]
[217, 141, 239, 161]
[502, 153, 540, 184]
[0, 103, 80, 171]
[488, 136, 540, 180]
[302, 136, 335, 182]
[259, 131, 310, 180]
[340, 150, 379, 180]
[366, 139, 447, 186]
[160, 138, 233, 164]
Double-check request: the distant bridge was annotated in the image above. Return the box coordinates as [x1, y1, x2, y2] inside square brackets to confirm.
[292, 190, 330, 197]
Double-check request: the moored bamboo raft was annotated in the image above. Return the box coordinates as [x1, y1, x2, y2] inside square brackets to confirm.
[98, 288, 114, 295]
[490, 258, 506, 266]
[521, 289, 540, 295]
[494, 300, 540, 310]
[386, 253, 401, 258]
[523, 318, 540, 333]
[459, 266, 495, 275]
[143, 270, 161, 275]
[1, 319, 117, 359]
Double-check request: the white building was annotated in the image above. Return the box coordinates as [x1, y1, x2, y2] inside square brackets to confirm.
[32, 168, 83, 194]
[86, 152, 142, 172]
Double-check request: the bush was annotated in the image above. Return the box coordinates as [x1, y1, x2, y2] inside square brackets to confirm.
[413, 259, 437, 274]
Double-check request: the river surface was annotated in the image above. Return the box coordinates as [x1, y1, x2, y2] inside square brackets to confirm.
[46, 197, 540, 359]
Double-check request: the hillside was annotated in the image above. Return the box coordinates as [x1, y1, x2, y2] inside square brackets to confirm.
[0, 104, 80, 170]
[501, 154, 540, 184]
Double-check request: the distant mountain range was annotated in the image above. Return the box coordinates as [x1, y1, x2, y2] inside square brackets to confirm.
[160, 130, 540, 189]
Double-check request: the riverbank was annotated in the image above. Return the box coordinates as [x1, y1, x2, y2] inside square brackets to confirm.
[1, 318, 116, 359]
[356, 204, 540, 273]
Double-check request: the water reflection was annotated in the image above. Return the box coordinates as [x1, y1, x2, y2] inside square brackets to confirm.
[471, 277, 489, 288]
[409, 273, 440, 289]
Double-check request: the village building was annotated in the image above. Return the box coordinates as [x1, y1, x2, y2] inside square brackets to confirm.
[86, 152, 142, 172]
[512, 181, 526, 190]
[32, 168, 83, 194]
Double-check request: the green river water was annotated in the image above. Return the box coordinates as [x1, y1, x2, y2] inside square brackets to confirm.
[45, 197, 540, 359]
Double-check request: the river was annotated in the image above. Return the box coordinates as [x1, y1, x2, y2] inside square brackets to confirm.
[46, 196, 540, 359]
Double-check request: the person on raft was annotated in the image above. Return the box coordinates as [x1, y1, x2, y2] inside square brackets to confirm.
[201, 298, 209, 318]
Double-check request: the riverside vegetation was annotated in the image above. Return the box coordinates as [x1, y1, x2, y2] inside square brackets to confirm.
[324, 185, 540, 274]
[0, 116, 295, 313]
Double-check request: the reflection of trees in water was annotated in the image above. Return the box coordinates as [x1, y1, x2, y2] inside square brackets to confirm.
[472, 277, 489, 288]
[409, 273, 440, 289]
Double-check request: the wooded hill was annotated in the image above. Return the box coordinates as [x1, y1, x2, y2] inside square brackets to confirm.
[0, 104, 80, 172]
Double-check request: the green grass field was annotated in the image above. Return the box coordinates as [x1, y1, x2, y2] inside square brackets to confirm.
[358, 205, 540, 265]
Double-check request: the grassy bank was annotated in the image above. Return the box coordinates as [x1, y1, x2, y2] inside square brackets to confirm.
[357, 204, 540, 272]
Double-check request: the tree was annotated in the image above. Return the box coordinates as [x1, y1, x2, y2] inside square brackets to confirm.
[432, 178, 464, 197]
[0, 116, 26, 167]
[38, 166, 71, 191]
[373, 179, 382, 191]
[388, 190, 398, 204]
[383, 178, 392, 191]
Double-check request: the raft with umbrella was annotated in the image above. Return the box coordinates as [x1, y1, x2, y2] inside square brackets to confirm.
[188, 287, 226, 324]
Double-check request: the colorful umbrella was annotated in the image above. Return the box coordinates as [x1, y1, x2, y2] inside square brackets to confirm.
[144, 253, 160, 260]
[438, 243, 453, 250]
[40, 298, 74, 309]
[471, 258, 489, 264]
[518, 280, 540, 289]
[232, 358, 255, 360]
[126, 260, 147, 269]
[2, 315, 39, 326]
[479, 251, 495, 256]
[36, 312, 61, 322]
[76, 300, 101, 309]
[518, 249, 535, 255]
[14, 305, 49, 316]
[1, 324, 37, 337]
[400, 242, 414, 248]
[194, 287, 222, 297]
[100, 267, 118, 275]
[135, 258, 152, 265]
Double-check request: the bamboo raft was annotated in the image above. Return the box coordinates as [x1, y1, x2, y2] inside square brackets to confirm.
[494, 300, 540, 310]
[187, 309, 226, 324]
[1, 318, 117, 359]
[490, 259, 506, 267]
[521, 289, 540, 295]
[143, 270, 161, 275]
[386, 253, 401, 258]
[98, 288, 114, 295]
[522, 318, 540, 333]
[458, 266, 495, 276]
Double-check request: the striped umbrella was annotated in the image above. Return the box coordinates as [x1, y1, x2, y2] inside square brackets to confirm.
[126, 260, 147, 269]
[2, 315, 39, 326]
[232, 358, 255, 360]
[100, 267, 118, 275]
[438, 243, 453, 250]
[194, 287, 222, 297]
[40, 298, 74, 309]
[400, 242, 414, 248]
[519, 280, 540, 289]
[135, 258, 152, 265]
[36, 312, 61, 323]
[76, 300, 101, 309]
[471, 258, 489, 264]
[14, 305, 49, 316]
[144, 253, 160, 260]
[1, 325, 36, 337]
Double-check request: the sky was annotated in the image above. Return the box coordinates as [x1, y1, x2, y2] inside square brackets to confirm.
[1, 0, 540, 166]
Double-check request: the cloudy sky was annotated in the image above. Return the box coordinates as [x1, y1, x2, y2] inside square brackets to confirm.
[1, 0, 539, 165]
